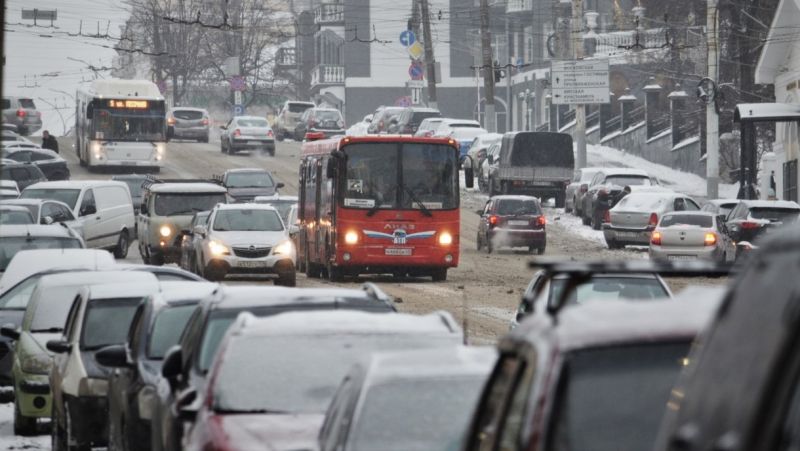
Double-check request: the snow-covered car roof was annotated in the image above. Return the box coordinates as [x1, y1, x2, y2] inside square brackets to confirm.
[1, 198, 70, 208]
[0, 224, 80, 238]
[736, 199, 800, 209]
[660, 210, 715, 217]
[168, 107, 208, 113]
[205, 285, 397, 311]
[0, 249, 115, 295]
[0, 180, 19, 192]
[705, 198, 739, 207]
[361, 346, 497, 384]
[82, 278, 161, 301]
[254, 195, 298, 203]
[24, 180, 129, 191]
[225, 168, 272, 174]
[148, 183, 227, 194]
[155, 281, 219, 307]
[213, 203, 278, 211]
[600, 168, 650, 177]
[235, 310, 462, 336]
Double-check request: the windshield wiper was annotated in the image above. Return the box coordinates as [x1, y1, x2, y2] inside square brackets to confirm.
[365, 193, 384, 217]
[213, 407, 292, 415]
[402, 186, 433, 217]
[30, 327, 63, 333]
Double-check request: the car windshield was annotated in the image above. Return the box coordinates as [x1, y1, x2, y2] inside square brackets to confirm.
[315, 110, 341, 121]
[235, 118, 269, 127]
[147, 304, 197, 359]
[0, 237, 82, 271]
[546, 342, 690, 451]
[93, 108, 165, 141]
[29, 284, 83, 331]
[342, 142, 458, 210]
[410, 111, 440, 123]
[212, 209, 283, 232]
[0, 275, 41, 310]
[451, 128, 489, 141]
[750, 207, 800, 223]
[660, 214, 713, 228]
[496, 199, 541, 216]
[288, 103, 313, 113]
[350, 376, 486, 451]
[20, 188, 81, 209]
[0, 210, 33, 224]
[173, 110, 203, 120]
[262, 200, 295, 223]
[548, 277, 669, 305]
[605, 175, 651, 186]
[212, 334, 459, 413]
[226, 172, 274, 188]
[80, 297, 143, 350]
[153, 193, 226, 216]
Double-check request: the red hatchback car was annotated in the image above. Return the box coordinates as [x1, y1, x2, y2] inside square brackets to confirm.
[477, 195, 546, 254]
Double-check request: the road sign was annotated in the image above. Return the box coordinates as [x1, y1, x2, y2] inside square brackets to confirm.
[229, 76, 246, 92]
[407, 41, 424, 60]
[395, 96, 412, 107]
[399, 30, 416, 47]
[233, 90, 243, 105]
[233, 104, 244, 116]
[411, 88, 421, 105]
[406, 80, 424, 88]
[409, 62, 424, 81]
[550, 60, 610, 105]
[516, 57, 524, 69]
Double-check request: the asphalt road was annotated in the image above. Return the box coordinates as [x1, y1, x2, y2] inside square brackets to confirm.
[53, 135, 726, 343]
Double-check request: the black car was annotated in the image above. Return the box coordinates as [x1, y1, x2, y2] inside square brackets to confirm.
[580, 168, 655, 230]
[653, 227, 800, 451]
[2, 147, 69, 180]
[156, 284, 397, 451]
[387, 107, 441, 134]
[294, 107, 346, 140]
[0, 162, 46, 190]
[97, 282, 218, 451]
[724, 199, 800, 250]
[112, 174, 148, 214]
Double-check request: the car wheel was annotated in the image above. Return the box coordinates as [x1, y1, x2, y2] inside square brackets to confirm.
[200, 134, 209, 143]
[607, 239, 622, 250]
[488, 177, 498, 195]
[485, 234, 493, 254]
[150, 252, 165, 266]
[276, 270, 297, 287]
[14, 398, 37, 436]
[220, 141, 226, 153]
[476, 232, 483, 251]
[113, 230, 130, 259]
[65, 401, 91, 451]
[431, 268, 447, 282]
[268, 148, 276, 157]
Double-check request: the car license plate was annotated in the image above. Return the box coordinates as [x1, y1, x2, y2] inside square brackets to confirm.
[385, 248, 412, 256]
[248, 140, 262, 145]
[616, 232, 639, 238]
[237, 260, 266, 268]
[508, 220, 529, 226]
[668, 255, 696, 261]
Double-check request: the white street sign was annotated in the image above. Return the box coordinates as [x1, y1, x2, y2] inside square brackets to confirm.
[411, 88, 421, 105]
[551, 60, 610, 105]
[406, 80, 424, 88]
[234, 90, 242, 105]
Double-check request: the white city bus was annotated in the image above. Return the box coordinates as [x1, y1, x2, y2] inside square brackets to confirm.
[75, 79, 167, 170]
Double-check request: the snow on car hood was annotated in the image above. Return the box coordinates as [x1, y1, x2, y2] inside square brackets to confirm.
[209, 230, 288, 248]
[213, 413, 324, 451]
[228, 186, 277, 199]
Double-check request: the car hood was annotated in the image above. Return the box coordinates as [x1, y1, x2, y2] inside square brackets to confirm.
[227, 187, 277, 198]
[210, 230, 288, 247]
[215, 413, 323, 451]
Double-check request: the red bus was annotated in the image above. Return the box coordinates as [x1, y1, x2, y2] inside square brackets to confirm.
[297, 134, 463, 281]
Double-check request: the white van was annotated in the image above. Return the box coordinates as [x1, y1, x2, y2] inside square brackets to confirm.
[20, 181, 136, 258]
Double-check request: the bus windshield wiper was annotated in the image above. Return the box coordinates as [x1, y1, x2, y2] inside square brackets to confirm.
[402, 186, 433, 217]
[365, 193, 383, 217]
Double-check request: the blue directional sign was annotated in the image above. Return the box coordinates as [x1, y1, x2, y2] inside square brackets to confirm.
[233, 104, 244, 116]
[408, 62, 424, 80]
[516, 57, 524, 69]
[399, 30, 416, 47]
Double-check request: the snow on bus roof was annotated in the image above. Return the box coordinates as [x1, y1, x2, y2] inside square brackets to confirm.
[300, 135, 458, 157]
[79, 79, 164, 101]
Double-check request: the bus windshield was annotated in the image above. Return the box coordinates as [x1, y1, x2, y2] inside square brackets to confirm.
[93, 107, 165, 142]
[342, 142, 458, 210]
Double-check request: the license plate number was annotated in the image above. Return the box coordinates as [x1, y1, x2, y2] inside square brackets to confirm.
[668, 255, 696, 261]
[508, 220, 529, 226]
[385, 248, 412, 256]
[248, 140, 262, 145]
[237, 260, 266, 268]
[616, 232, 639, 238]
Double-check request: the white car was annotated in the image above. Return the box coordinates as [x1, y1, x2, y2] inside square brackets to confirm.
[414, 117, 445, 137]
[602, 191, 701, 249]
[649, 211, 736, 263]
[192, 203, 296, 285]
[346, 114, 372, 136]
[1, 198, 83, 236]
[0, 249, 115, 296]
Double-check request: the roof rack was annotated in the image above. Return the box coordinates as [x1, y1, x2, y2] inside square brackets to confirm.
[141, 175, 223, 190]
[526, 258, 733, 321]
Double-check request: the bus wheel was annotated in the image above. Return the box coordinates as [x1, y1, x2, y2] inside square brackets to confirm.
[431, 268, 448, 282]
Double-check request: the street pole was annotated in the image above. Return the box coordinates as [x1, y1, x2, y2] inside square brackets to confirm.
[506, 15, 512, 132]
[420, 0, 438, 109]
[480, 0, 496, 132]
[572, 0, 587, 169]
[706, 0, 720, 198]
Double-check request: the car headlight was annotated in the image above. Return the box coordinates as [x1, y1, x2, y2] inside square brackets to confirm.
[273, 240, 294, 255]
[159, 225, 173, 237]
[208, 240, 230, 256]
[438, 231, 453, 246]
[20, 352, 51, 375]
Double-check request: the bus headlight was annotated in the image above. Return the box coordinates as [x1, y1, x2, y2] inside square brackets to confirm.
[438, 232, 453, 246]
[208, 240, 230, 256]
[91, 142, 103, 160]
[344, 231, 359, 245]
[159, 225, 173, 237]
[273, 240, 294, 255]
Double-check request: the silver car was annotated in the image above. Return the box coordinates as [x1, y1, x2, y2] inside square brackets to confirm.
[603, 191, 701, 249]
[649, 211, 735, 263]
[220, 116, 276, 155]
[2, 97, 42, 136]
[166, 107, 210, 142]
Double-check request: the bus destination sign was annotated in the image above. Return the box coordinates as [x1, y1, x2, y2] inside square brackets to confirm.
[108, 99, 149, 109]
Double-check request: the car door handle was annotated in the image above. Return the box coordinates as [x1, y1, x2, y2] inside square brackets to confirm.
[95, 216, 101, 220]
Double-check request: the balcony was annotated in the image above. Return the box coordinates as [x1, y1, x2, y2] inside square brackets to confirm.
[315, 3, 344, 25]
[311, 64, 345, 87]
[506, 0, 532, 12]
[275, 48, 296, 68]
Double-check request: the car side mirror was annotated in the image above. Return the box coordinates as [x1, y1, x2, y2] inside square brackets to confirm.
[41, 216, 54, 225]
[462, 156, 474, 189]
[80, 205, 96, 216]
[0, 324, 20, 341]
[46, 339, 72, 354]
[95, 344, 130, 368]
[487, 155, 494, 164]
[177, 387, 199, 422]
[193, 225, 207, 238]
[288, 224, 299, 236]
[161, 346, 183, 382]
[276, 182, 285, 189]
[140, 203, 148, 215]
[220, 125, 227, 130]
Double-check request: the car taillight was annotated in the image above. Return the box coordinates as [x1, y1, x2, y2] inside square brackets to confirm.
[535, 216, 546, 227]
[233, 129, 241, 137]
[651, 231, 662, 245]
[648, 213, 659, 227]
[489, 215, 498, 227]
[741, 221, 760, 229]
[704, 233, 717, 246]
[603, 209, 611, 223]
[267, 130, 274, 137]
[167, 117, 176, 126]
[16, 109, 26, 118]
[202, 118, 209, 125]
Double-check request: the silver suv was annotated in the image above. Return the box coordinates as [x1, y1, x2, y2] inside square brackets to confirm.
[166, 107, 210, 142]
[2, 97, 42, 136]
[273, 100, 314, 141]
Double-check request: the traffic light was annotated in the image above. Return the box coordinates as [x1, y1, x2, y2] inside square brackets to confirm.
[493, 66, 505, 84]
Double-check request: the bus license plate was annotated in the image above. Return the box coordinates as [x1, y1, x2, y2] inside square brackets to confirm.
[237, 260, 266, 268]
[385, 248, 412, 256]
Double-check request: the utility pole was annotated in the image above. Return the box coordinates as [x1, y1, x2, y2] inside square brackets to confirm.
[706, 0, 720, 198]
[480, 0, 496, 132]
[572, 0, 587, 169]
[420, 0, 438, 109]
[506, 15, 512, 132]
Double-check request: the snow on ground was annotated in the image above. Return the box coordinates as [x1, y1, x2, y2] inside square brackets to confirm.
[0, 403, 49, 450]
[586, 144, 739, 199]
[549, 209, 606, 245]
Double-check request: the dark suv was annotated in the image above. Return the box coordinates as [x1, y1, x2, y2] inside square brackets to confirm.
[387, 107, 441, 134]
[294, 108, 345, 140]
[580, 168, 655, 229]
[0, 162, 47, 190]
[723, 199, 800, 250]
[476, 195, 546, 254]
[2, 97, 42, 136]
